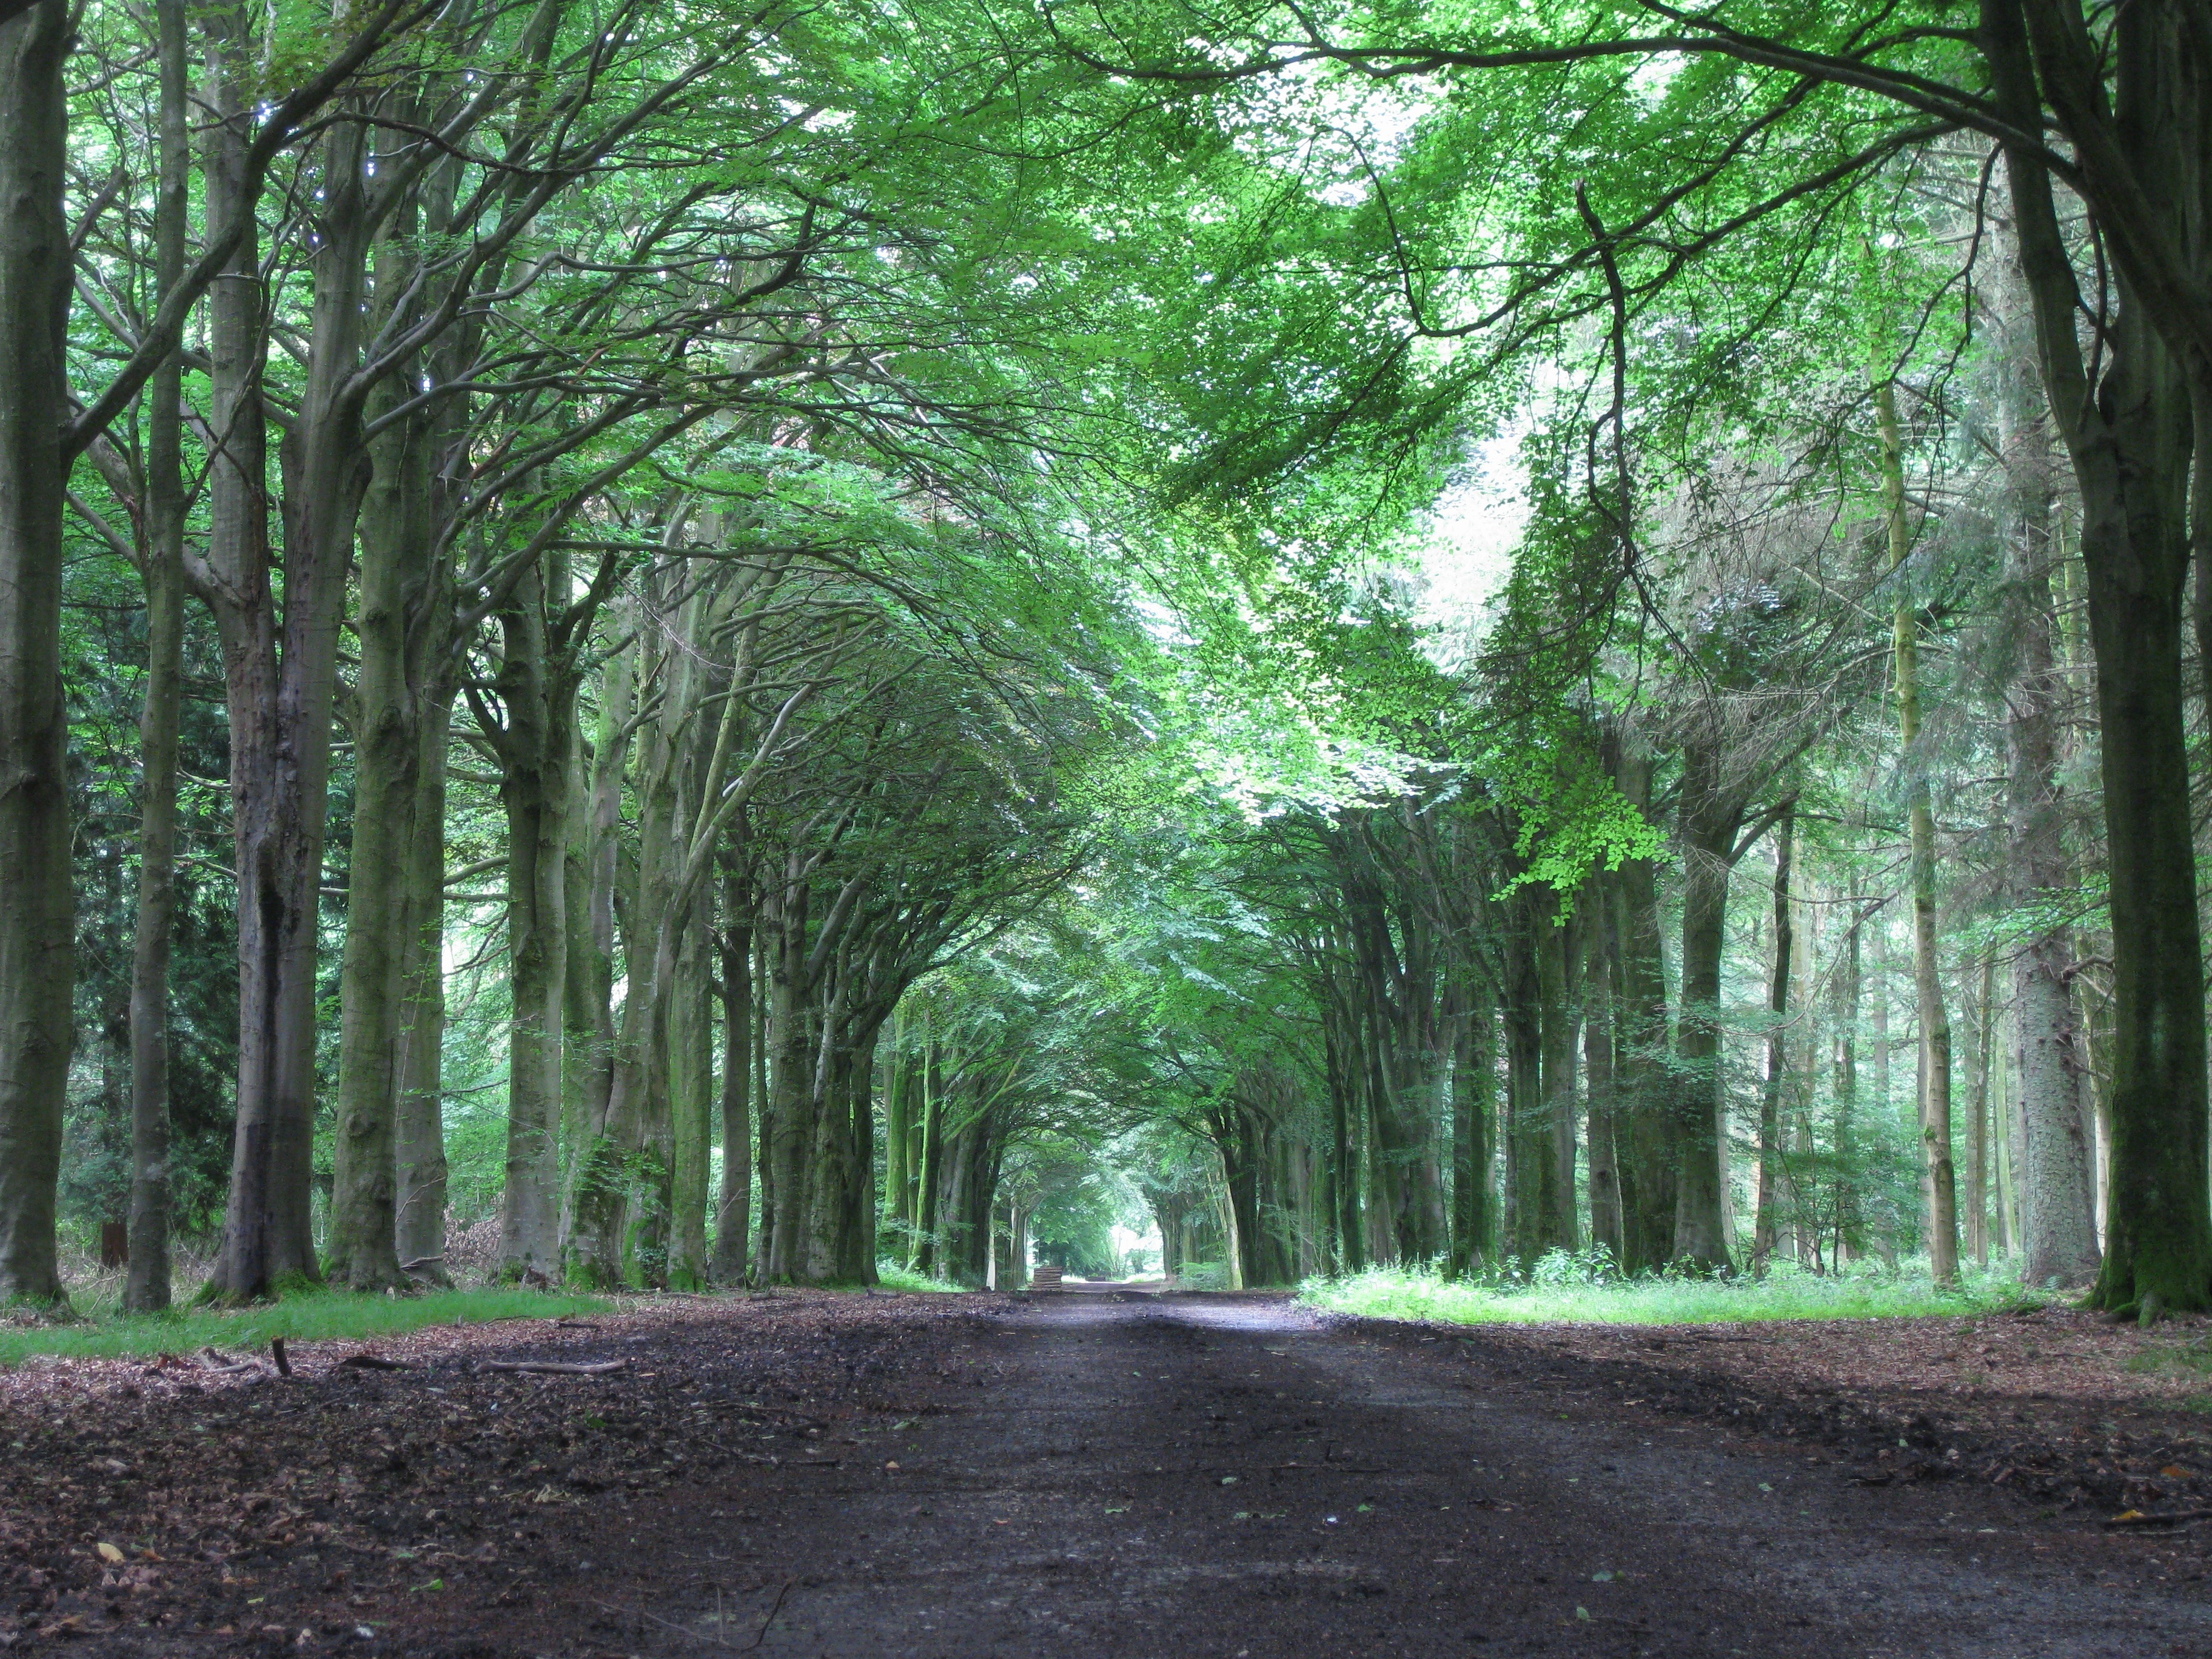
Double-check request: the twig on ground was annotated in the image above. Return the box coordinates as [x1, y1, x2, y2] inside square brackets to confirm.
[338, 1353, 418, 1372]
[592, 1598, 739, 1651]
[748, 1581, 792, 1651]
[481, 1358, 629, 1376]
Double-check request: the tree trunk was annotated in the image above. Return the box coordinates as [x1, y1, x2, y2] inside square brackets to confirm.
[804, 964, 857, 1282]
[1992, 267, 2103, 1289]
[1968, 952, 1994, 1268]
[765, 868, 815, 1281]
[199, 14, 304, 1298]
[913, 1039, 943, 1275]
[560, 636, 629, 1267]
[1870, 922, 1891, 1166]
[1544, 901, 1581, 1253]
[1995, 1037, 2018, 1255]
[712, 871, 754, 1285]
[1607, 741, 1675, 1274]
[883, 1024, 910, 1246]
[1671, 737, 1737, 1273]
[668, 896, 714, 1286]
[851, 1021, 880, 1282]
[1790, 875, 1820, 1268]
[327, 390, 443, 1289]
[2013, 948, 2103, 1287]
[752, 928, 776, 1268]
[1876, 375, 1960, 1287]
[0, 2, 72, 1307]
[1224, 1119, 1264, 1286]
[1752, 802, 1794, 1275]
[124, 0, 189, 1314]
[492, 569, 574, 1281]
[591, 636, 688, 1287]
[1832, 886, 1865, 1264]
[1326, 1001, 1362, 1272]
[1583, 887, 1622, 1265]
[1989, 75, 2210, 1317]
[903, 1051, 923, 1236]
[1362, 1074, 1393, 1270]
[211, 86, 387, 1298]
[393, 697, 450, 1283]
[2077, 431, 2206, 1316]
[1501, 901, 1542, 1264]
[1450, 985, 1495, 1275]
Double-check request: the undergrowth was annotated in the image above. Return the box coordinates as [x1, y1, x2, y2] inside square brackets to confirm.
[0, 1286, 608, 1367]
[1301, 1255, 2040, 1327]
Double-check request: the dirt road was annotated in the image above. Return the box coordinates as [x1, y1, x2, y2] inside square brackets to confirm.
[15, 1290, 2212, 1657]
[497, 1292, 2212, 1657]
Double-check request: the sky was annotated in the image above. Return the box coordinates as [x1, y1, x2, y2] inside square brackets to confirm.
[1412, 429, 1528, 666]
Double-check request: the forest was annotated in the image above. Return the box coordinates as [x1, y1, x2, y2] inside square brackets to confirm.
[2, 0, 2207, 1329]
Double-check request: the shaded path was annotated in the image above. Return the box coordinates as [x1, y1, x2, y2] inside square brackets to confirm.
[515, 1292, 2212, 1657]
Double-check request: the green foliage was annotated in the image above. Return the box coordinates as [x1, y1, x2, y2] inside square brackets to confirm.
[59, 538, 240, 1242]
[875, 1262, 965, 1294]
[1301, 1260, 2041, 1328]
[1175, 1261, 1233, 1292]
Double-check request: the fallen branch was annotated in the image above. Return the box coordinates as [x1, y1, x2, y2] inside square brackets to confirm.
[480, 1358, 629, 1376]
[2106, 1509, 2212, 1530]
[715, 1404, 825, 1429]
[554, 1319, 603, 1331]
[338, 1353, 418, 1372]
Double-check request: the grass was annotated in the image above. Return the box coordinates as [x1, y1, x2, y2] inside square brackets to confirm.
[874, 1260, 964, 1293]
[2125, 1339, 2212, 1377]
[0, 1285, 610, 1368]
[1299, 1259, 2043, 1329]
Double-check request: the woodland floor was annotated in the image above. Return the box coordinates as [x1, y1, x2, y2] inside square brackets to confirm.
[7, 1291, 2212, 1656]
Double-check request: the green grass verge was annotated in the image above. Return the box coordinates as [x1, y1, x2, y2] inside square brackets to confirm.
[874, 1261, 963, 1293]
[1299, 1261, 2041, 1328]
[0, 1286, 610, 1367]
